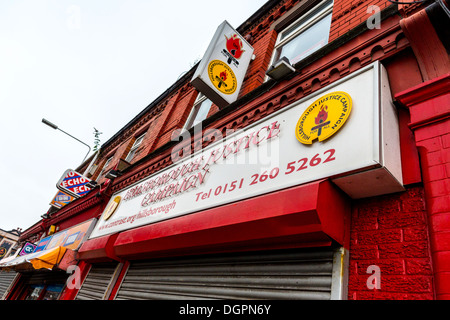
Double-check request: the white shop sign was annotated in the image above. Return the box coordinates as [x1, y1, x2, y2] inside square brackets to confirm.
[89, 62, 403, 239]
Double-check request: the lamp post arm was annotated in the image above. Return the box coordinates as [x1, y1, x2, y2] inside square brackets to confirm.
[57, 127, 91, 165]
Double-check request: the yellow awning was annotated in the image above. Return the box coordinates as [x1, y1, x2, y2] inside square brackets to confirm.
[0, 246, 67, 271]
[28, 246, 67, 270]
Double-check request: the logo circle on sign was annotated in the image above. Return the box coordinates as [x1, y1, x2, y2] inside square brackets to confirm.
[207, 60, 237, 95]
[295, 91, 352, 145]
[103, 196, 122, 221]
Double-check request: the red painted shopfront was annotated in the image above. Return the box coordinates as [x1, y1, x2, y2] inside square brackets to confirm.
[2, 0, 449, 300]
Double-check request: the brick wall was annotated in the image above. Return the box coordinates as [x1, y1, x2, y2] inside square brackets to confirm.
[154, 86, 197, 150]
[348, 186, 435, 299]
[239, 29, 278, 98]
[396, 74, 450, 299]
[93, 143, 128, 183]
[330, 0, 392, 42]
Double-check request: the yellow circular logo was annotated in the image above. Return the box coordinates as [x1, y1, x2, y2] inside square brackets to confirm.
[295, 91, 352, 144]
[207, 60, 237, 95]
[103, 195, 121, 221]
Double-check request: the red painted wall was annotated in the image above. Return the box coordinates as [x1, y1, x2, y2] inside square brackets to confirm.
[418, 121, 450, 300]
[396, 74, 450, 299]
[348, 186, 435, 299]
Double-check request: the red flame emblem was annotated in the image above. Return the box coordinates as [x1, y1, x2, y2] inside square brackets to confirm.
[315, 105, 328, 125]
[220, 71, 227, 81]
[225, 34, 244, 59]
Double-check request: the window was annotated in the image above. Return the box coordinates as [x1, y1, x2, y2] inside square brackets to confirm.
[99, 156, 113, 178]
[125, 133, 146, 162]
[271, 0, 333, 66]
[25, 285, 45, 300]
[183, 93, 213, 130]
[41, 284, 64, 300]
[23, 284, 64, 300]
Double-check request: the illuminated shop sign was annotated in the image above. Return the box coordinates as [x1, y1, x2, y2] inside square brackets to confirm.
[56, 169, 92, 198]
[89, 62, 404, 239]
[191, 20, 254, 108]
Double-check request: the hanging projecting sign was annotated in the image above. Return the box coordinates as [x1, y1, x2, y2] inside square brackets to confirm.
[89, 62, 404, 239]
[50, 190, 76, 209]
[56, 169, 92, 198]
[19, 242, 37, 256]
[191, 20, 254, 108]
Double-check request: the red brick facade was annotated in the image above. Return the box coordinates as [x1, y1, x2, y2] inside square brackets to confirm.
[397, 74, 450, 299]
[330, 0, 391, 41]
[13, 0, 449, 300]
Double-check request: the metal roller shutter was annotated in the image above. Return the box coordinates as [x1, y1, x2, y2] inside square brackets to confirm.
[75, 263, 120, 300]
[115, 247, 342, 300]
[0, 271, 17, 299]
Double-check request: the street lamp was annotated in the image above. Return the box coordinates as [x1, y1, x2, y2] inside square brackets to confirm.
[42, 118, 91, 165]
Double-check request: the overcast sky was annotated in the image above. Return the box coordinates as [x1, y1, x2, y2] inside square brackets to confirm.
[0, 0, 268, 232]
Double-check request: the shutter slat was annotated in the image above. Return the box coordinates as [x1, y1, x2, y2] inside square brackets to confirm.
[75, 263, 118, 300]
[121, 275, 332, 290]
[116, 248, 336, 300]
[0, 271, 17, 299]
